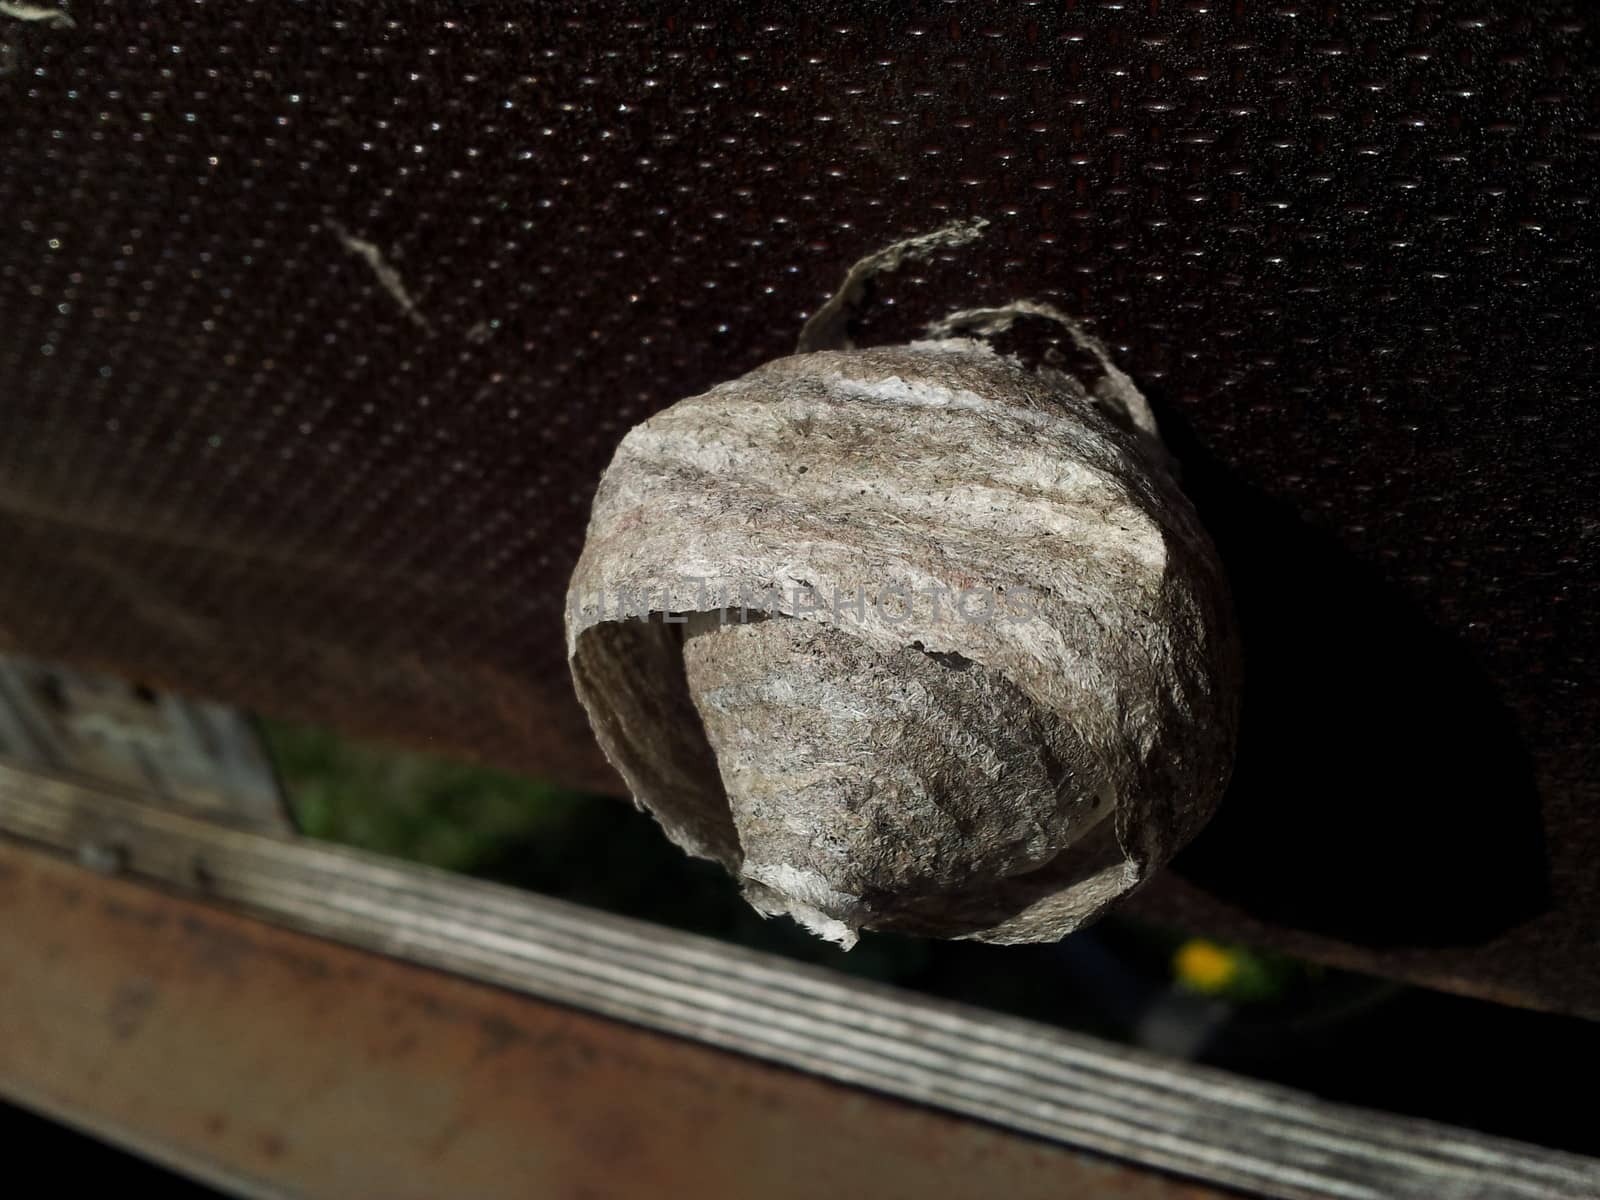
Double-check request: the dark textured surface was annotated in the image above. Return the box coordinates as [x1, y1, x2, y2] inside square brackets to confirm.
[0, 3, 1596, 1013]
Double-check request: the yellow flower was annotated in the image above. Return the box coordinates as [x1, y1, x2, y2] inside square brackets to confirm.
[1174, 938, 1240, 994]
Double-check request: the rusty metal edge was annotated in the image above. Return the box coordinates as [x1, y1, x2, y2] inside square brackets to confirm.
[0, 761, 1595, 1200]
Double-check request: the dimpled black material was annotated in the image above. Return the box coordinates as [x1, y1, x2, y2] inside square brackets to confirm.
[0, 2, 1596, 1014]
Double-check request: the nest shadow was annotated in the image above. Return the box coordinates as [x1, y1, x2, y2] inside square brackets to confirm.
[1159, 411, 1550, 948]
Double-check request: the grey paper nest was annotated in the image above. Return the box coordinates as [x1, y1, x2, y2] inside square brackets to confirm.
[566, 337, 1239, 947]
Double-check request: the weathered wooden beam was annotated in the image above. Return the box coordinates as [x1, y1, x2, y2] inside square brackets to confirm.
[0, 837, 1228, 1200]
[1, 764, 1594, 1200]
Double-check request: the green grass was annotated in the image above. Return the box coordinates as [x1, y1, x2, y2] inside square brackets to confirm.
[264, 719, 589, 874]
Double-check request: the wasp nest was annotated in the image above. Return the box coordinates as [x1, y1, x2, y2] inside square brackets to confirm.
[567, 261, 1238, 948]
